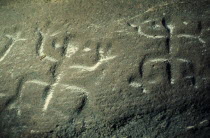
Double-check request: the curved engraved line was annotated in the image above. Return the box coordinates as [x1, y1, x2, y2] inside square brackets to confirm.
[177, 34, 206, 44]
[0, 35, 26, 63]
[61, 84, 88, 94]
[69, 56, 116, 72]
[36, 30, 58, 62]
[0, 77, 25, 114]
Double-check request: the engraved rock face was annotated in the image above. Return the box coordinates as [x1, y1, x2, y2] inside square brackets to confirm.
[0, 0, 210, 137]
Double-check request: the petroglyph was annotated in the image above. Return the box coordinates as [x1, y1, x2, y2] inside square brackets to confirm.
[16, 72, 88, 116]
[144, 58, 168, 64]
[186, 125, 195, 130]
[137, 26, 166, 39]
[66, 43, 79, 58]
[28, 23, 89, 113]
[199, 120, 209, 126]
[0, 23, 89, 119]
[129, 82, 142, 88]
[43, 81, 88, 111]
[177, 34, 206, 44]
[70, 55, 116, 72]
[60, 84, 88, 94]
[0, 1, 209, 137]
[1, 77, 25, 114]
[44, 56, 58, 62]
[142, 19, 157, 24]
[167, 25, 175, 35]
[142, 58, 194, 87]
[41, 43, 83, 111]
[26, 80, 49, 86]
[35, 23, 71, 62]
[43, 72, 63, 111]
[70, 41, 116, 72]
[177, 58, 191, 63]
[183, 22, 188, 25]
[0, 32, 26, 63]
[186, 119, 209, 131]
[36, 29, 58, 62]
[83, 47, 91, 52]
[42, 42, 80, 111]
[128, 17, 175, 48]
[143, 59, 171, 85]
[129, 18, 206, 56]
[127, 18, 204, 93]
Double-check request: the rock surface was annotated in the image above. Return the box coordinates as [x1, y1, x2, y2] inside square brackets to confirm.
[0, 0, 210, 137]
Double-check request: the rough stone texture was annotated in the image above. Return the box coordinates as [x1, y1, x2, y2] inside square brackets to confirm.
[0, 0, 210, 137]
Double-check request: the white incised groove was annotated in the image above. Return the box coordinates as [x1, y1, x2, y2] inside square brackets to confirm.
[69, 56, 116, 72]
[168, 24, 175, 35]
[66, 44, 78, 58]
[177, 34, 197, 39]
[130, 82, 142, 88]
[83, 48, 91, 52]
[26, 80, 49, 86]
[50, 31, 61, 37]
[177, 58, 190, 63]
[43, 72, 63, 111]
[142, 19, 154, 24]
[171, 79, 175, 84]
[199, 120, 209, 125]
[177, 34, 206, 44]
[61, 84, 88, 94]
[44, 56, 58, 62]
[144, 58, 168, 65]
[0, 32, 26, 63]
[148, 81, 158, 84]
[143, 89, 149, 93]
[186, 126, 195, 130]
[183, 22, 188, 25]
